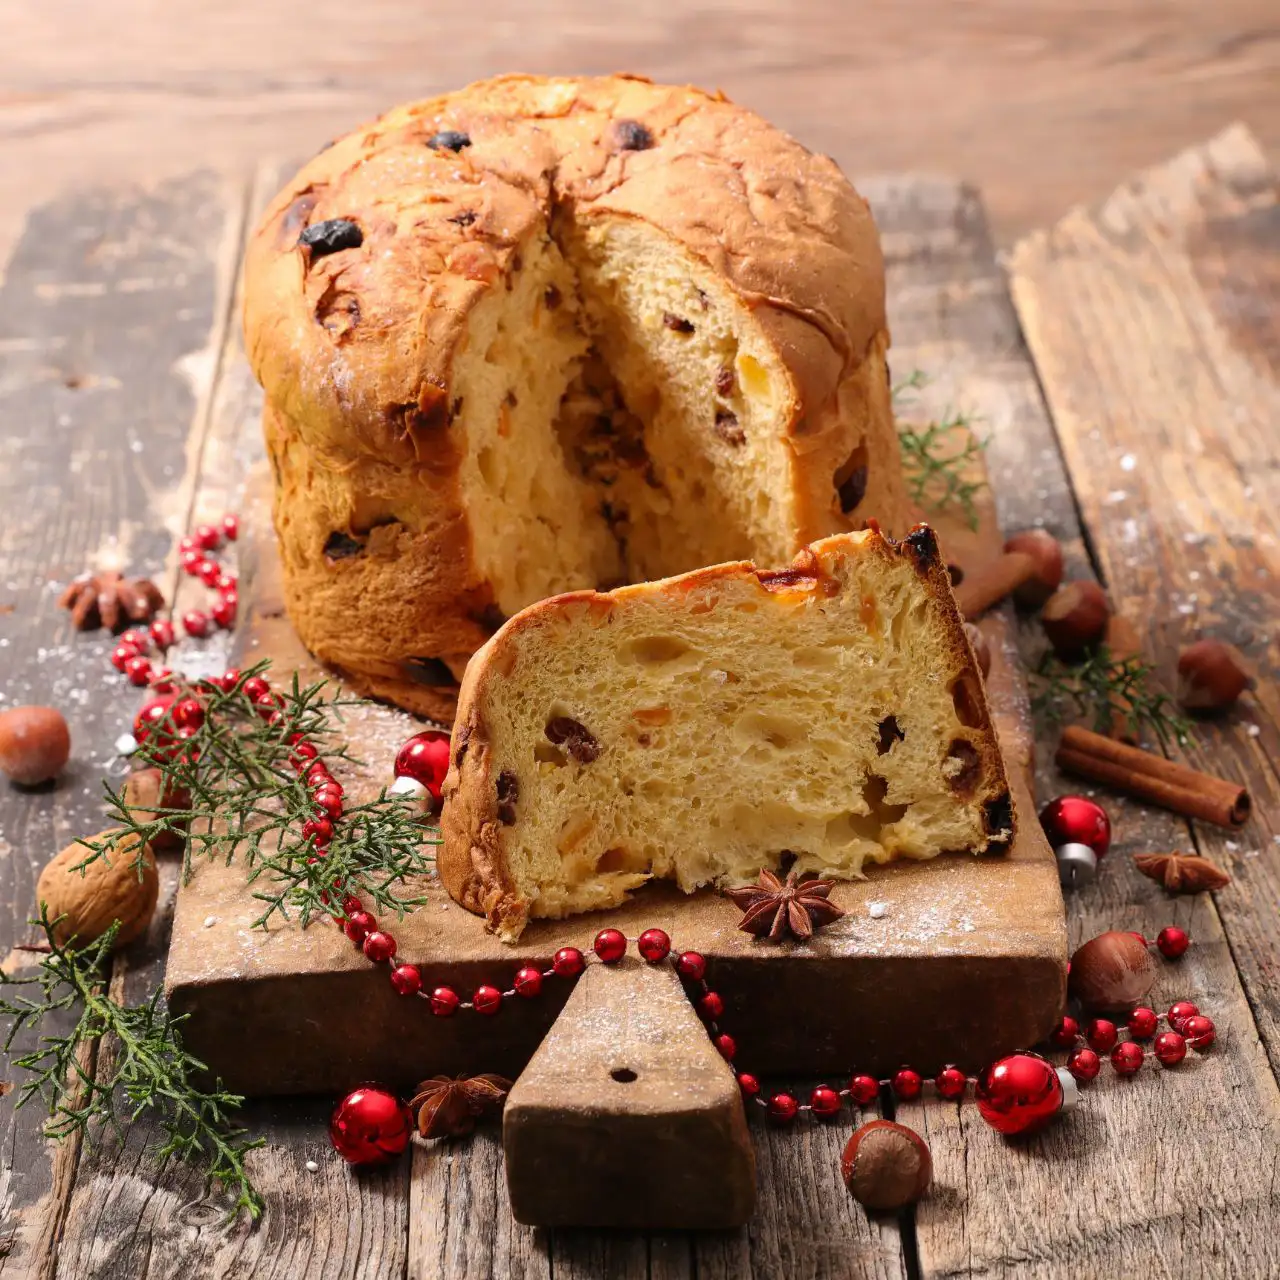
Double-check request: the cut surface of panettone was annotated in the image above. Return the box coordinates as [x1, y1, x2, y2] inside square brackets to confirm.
[440, 526, 1012, 941]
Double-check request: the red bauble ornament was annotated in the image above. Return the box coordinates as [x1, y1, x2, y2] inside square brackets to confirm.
[430, 986, 460, 1017]
[891, 1068, 923, 1101]
[390, 964, 422, 996]
[809, 1085, 842, 1119]
[935, 1066, 968, 1101]
[1127, 1007, 1159, 1039]
[1157, 925, 1190, 959]
[849, 1074, 880, 1106]
[552, 946, 585, 978]
[676, 951, 706, 981]
[363, 931, 397, 964]
[513, 966, 543, 998]
[637, 927, 671, 963]
[473, 984, 503, 1015]
[1049, 1015, 1080, 1049]
[182, 609, 210, 638]
[714, 1033, 736, 1061]
[344, 911, 376, 944]
[1167, 1000, 1199, 1032]
[767, 1092, 799, 1124]
[1183, 1015, 1216, 1049]
[699, 991, 725, 1020]
[1039, 795, 1111, 857]
[1110, 1041, 1144, 1076]
[1085, 1018, 1118, 1052]
[394, 730, 451, 799]
[329, 1086, 413, 1166]
[593, 928, 627, 964]
[738, 1072, 761, 1099]
[1067, 1047, 1101, 1082]
[1154, 1031, 1187, 1065]
[975, 1054, 1064, 1135]
[124, 655, 153, 687]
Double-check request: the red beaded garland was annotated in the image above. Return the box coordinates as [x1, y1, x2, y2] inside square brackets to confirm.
[1110, 1041, 1144, 1076]
[1127, 1007, 1159, 1039]
[849, 1074, 880, 1106]
[344, 911, 376, 944]
[182, 609, 210, 638]
[699, 992, 725, 1020]
[714, 1033, 737, 1061]
[636, 927, 671, 963]
[1182, 1014, 1216, 1049]
[1050, 1015, 1080, 1049]
[430, 986, 460, 1017]
[891, 1068, 923, 1101]
[1153, 1031, 1187, 1065]
[390, 964, 422, 996]
[593, 928, 627, 964]
[553, 947, 585, 978]
[1167, 1000, 1199, 1033]
[738, 1072, 761, 1099]
[767, 1092, 799, 1124]
[1039, 794, 1111, 857]
[1067, 1047, 1101, 1082]
[975, 1054, 1064, 1135]
[363, 931, 397, 964]
[1085, 1018, 1119, 1053]
[513, 966, 543, 998]
[329, 1086, 412, 1166]
[393, 730, 451, 798]
[676, 951, 706, 981]
[1157, 925, 1190, 960]
[809, 1085, 842, 1119]
[935, 1066, 968, 1101]
[473, 984, 504, 1015]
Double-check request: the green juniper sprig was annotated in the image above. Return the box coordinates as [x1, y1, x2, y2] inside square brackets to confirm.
[1030, 647, 1192, 751]
[0, 907, 264, 1218]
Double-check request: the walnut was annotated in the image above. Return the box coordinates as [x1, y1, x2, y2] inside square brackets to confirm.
[36, 829, 158, 949]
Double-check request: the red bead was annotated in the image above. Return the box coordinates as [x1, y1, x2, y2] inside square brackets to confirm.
[149, 669, 178, 694]
[593, 928, 627, 964]
[343, 911, 376, 944]
[329, 1086, 412, 1166]
[473, 984, 503, 1015]
[133, 694, 177, 743]
[240, 675, 270, 703]
[676, 951, 706, 981]
[171, 697, 204, 730]
[212, 596, 237, 629]
[253, 690, 284, 720]
[195, 523, 221, 551]
[1110, 1041, 1144, 1076]
[180, 550, 206, 576]
[1127, 1007, 1159, 1039]
[341, 894, 363, 915]
[1183, 1015, 1216, 1049]
[178, 536, 198, 556]
[390, 964, 422, 996]
[313, 789, 344, 821]
[849, 1074, 880, 1106]
[393, 730, 451, 799]
[891, 1068, 923, 1101]
[110, 643, 140, 672]
[1085, 1018, 1118, 1052]
[1157, 925, 1190, 960]
[513, 966, 543, 998]
[221, 513, 239, 541]
[430, 986, 460, 1017]
[714, 1033, 736, 1061]
[738, 1072, 761, 1099]
[809, 1085, 842, 1119]
[217, 573, 237, 593]
[1167, 1000, 1199, 1032]
[217, 668, 241, 693]
[637, 927, 671, 963]
[198, 558, 223, 587]
[767, 1092, 798, 1124]
[552, 947, 585, 978]
[1154, 1031, 1187, 1065]
[120, 628, 151, 651]
[699, 991, 725, 1020]
[304, 759, 332, 787]
[124, 655, 153, 686]
[1067, 1047, 1101, 1082]
[1039, 795, 1111, 858]
[1049, 1015, 1080, 1049]
[935, 1066, 968, 1101]
[975, 1053, 1064, 1134]
[182, 609, 210, 638]
[363, 931, 397, 964]
[290, 741, 319, 768]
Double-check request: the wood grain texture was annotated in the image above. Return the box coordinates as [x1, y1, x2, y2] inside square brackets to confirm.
[1, 0, 1279, 268]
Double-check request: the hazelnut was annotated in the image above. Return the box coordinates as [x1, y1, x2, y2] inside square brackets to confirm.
[964, 622, 991, 679]
[1177, 639, 1253, 713]
[36, 829, 159, 949]
[1040, 581, 1111, 660]
[1003, 529, 1064, 608]
[841, 1120, 932, 1211]
[0, 705, 71, 786]
[1067, 930, 1156, 1013]
[121, 767, 192, 853]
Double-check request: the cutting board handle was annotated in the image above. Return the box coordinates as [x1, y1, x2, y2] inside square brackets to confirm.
[502, 956, 756, 1228]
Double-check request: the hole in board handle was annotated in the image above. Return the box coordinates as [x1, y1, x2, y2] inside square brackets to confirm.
[611, 1068, 638, 1084]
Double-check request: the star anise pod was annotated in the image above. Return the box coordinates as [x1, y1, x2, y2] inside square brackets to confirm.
[724, 867, 846, 942]
[58, 571, 164, 632]
[1134, 851, 1231, 894]
[409, 1073, 512, 1139]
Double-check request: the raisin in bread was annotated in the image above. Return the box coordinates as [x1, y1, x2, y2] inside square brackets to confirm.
[440, 526, 1011, 940]
[243, 73, 906, 721]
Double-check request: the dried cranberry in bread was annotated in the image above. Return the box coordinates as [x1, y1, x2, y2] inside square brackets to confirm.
[440, 526, 1011, 940]
[243, 74, 906, 720]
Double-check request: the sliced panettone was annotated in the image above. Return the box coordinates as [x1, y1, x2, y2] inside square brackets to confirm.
[440, 526, 1012, 941]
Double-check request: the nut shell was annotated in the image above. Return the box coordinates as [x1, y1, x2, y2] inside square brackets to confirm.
[1176, 640, 1253, 713]
[841, 1119, 932, 1211]
[1041, 581, 1111, 660]
[1003, 529, 1064, 608]
[0, 705, 71, 786]
[1067, 930, 1156, 1014]
[36, 829, 159, 949]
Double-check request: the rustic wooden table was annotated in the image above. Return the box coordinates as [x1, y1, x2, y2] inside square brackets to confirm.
[1, 123, 1278, 1278]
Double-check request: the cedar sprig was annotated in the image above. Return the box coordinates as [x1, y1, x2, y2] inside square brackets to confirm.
[77, 660, 438, 930]
[0, 906, 264, 1218]
[1030, 647, 1193, 751]
[892, 370, 988, 531]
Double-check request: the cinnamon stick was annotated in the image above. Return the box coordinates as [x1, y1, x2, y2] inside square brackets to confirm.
[955, 552, 1034, 620]
[1055, 725, 1250, 828]
[1103, 614, 1143, 743]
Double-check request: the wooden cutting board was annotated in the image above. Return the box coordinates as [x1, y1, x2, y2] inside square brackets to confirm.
[164, 462, 1066, 1225]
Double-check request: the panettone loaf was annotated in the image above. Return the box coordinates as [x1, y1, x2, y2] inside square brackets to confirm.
[440, 526, 1011, 941]
[243, 74, 906, 720]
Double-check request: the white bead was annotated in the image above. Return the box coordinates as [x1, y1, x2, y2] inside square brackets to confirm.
[389, 775, 428, 798]
[114, 732, 138, 756]
[1056, 1067, 1080, 1113]
[1055, 842, 1097, 890]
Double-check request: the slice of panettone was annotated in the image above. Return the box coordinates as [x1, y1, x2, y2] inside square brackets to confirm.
[439, 525, 1011, 940]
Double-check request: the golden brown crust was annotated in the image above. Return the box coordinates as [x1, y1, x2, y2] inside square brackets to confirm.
[245, 74, 897, 719]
